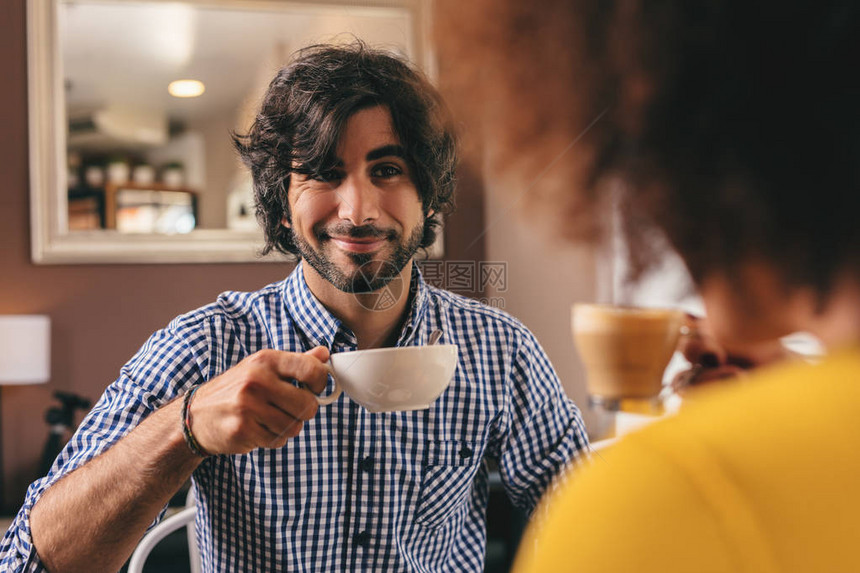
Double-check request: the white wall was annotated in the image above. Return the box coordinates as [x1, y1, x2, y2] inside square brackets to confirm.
[483, 178, 710, 436]
[193, 114, 241, 229]
[483, 186, 600, 432]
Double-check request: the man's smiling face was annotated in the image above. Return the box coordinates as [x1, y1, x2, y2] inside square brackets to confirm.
[284, 105, 429, 293]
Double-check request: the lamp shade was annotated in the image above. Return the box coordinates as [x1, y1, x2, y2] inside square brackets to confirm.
[0, 315, 51, 385]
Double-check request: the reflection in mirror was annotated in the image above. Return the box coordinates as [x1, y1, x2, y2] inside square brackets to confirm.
[28, 0, 430, 263]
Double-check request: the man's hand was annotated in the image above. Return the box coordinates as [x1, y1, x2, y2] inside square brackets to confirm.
[28, 346, 331, 573]
[190, 346, 331, 454]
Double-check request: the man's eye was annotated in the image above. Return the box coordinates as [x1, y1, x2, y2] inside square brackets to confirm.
[371, 164, 403, 178]
[311, 170, 343, 183]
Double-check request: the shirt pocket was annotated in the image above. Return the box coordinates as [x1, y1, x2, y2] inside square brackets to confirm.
[414, 439, 483, 529]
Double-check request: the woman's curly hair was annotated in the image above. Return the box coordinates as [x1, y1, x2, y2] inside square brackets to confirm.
[437, 0, 860, 298]
[233, 41, 457, 256]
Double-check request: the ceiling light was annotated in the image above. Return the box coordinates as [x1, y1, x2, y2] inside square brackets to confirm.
[168, 79, 205, 98]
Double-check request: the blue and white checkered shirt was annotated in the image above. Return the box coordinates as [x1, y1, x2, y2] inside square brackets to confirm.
[1, 262, 588, 572]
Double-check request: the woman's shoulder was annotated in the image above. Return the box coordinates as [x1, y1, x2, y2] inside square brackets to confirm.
[514, 349, 860, 573]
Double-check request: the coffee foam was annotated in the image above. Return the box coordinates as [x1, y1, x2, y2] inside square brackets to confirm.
[572, 304, 682, 331]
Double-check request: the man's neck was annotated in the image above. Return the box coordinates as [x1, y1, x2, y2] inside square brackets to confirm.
[301, 260, 415, 350]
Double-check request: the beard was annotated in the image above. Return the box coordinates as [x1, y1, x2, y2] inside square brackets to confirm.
[291, 220, 425, 293]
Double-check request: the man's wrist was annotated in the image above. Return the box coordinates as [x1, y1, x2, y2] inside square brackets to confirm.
[181, 386, 212, 457]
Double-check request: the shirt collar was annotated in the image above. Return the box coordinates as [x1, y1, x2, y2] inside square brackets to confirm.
[282, 260, 342, 349]
[396, 261, 431, 346]
[282, 260, 432, 349]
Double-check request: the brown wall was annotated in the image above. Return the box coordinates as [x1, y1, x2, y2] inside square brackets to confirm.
[0, 0, 485, 512]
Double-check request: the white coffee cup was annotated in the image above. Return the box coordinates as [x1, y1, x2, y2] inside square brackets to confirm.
[316, 345, 458, 412]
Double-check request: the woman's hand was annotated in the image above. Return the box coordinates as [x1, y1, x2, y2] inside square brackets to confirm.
[671, 315, 792, 396]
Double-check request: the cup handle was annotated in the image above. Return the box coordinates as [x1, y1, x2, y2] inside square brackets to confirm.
[315, 361, 343, 406]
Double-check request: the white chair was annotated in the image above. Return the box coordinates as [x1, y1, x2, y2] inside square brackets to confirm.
[128, 489, 201, 573]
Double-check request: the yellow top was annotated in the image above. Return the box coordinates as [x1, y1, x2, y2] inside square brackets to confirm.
[514, 349, 860, 573]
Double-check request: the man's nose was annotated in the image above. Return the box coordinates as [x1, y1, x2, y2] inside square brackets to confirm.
[337, 176, 380, 225]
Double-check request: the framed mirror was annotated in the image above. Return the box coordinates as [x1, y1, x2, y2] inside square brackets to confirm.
[28, 0, 431, 264]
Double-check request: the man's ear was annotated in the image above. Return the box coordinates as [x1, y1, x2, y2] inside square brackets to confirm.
[426, 208, 436, 219]
[280, 177, 292, 228]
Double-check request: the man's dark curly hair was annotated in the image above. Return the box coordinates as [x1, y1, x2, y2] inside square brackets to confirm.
[233, 42, 457, 256]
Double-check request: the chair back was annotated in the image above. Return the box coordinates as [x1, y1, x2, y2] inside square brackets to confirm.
[128, 488, 200, 573]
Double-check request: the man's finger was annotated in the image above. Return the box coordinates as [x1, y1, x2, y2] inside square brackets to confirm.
[253, 349, 330, 393]
[259, 378, 321, 421]
[255, 406, 305, 441]
[304, 345, 330, 363]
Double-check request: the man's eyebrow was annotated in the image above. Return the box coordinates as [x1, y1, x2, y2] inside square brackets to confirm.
[366, 144, 406, 162]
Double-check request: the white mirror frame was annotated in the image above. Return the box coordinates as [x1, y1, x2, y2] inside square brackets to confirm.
[27, 0, 432, 264]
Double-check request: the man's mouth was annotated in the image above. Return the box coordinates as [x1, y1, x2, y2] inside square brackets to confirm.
[330, 236, 387, 253]
[318, 224, 396, 254]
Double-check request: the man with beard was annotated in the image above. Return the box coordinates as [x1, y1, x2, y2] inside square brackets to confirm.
[3, 43, 589, 572]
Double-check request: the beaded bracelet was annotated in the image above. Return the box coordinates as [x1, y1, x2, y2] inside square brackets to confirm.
[181, 386, 211, 458]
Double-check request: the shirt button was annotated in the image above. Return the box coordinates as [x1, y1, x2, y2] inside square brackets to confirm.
[459, 446, 473, 459]
[360, 456, 374, 472]
[354, 530, 371, 548]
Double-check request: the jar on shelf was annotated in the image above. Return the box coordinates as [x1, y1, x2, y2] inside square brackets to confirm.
[106, 159, 130, 186]
[84, 165, 105, 189]
[132, 164, 156, 186]
[161, 162, 185, 188]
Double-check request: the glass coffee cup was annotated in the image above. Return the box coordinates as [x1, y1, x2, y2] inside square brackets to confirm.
[572, 304, 684, 435]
